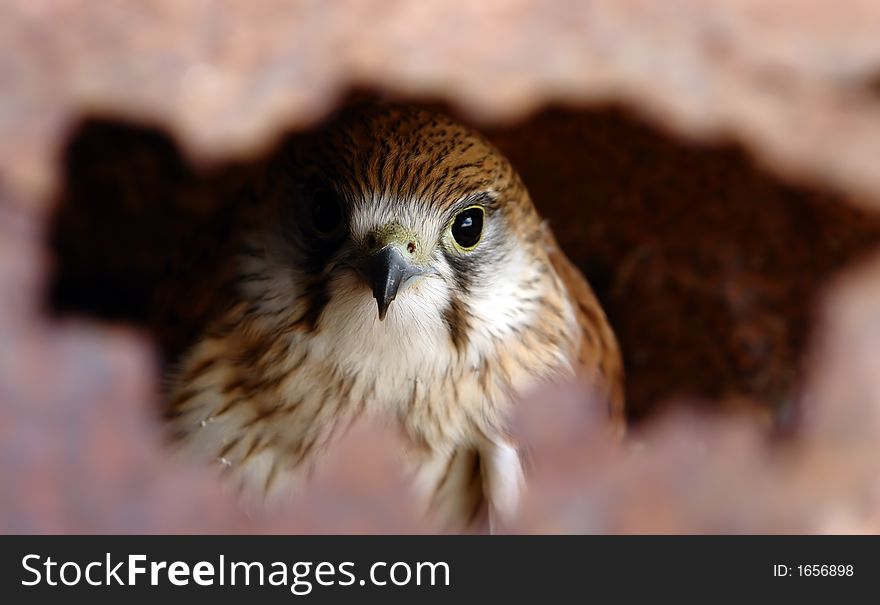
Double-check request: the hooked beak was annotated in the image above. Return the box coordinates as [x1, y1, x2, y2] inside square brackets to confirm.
[360, 245, 423, 320]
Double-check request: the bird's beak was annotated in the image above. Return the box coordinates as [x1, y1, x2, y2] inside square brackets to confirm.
[360, 245, 423, 320]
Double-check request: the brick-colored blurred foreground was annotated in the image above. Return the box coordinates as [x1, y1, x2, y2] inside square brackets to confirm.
[5, 194, 880, 532]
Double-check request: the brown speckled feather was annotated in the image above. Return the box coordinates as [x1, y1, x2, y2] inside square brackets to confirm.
[164, 103, 625, 529]
[545, 229, 625, 427]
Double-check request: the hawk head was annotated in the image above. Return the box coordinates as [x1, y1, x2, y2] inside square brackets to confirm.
[246, 104, 557, 367]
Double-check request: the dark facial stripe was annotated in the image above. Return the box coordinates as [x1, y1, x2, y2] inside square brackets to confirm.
[443, 294, 471, 354]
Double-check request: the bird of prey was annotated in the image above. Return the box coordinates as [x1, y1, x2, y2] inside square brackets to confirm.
[165, 104, 624, 529]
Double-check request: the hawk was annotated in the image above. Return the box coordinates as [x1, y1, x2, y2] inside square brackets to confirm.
[166, 104, 624, 529]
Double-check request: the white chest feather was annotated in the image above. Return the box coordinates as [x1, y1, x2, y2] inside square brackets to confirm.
[170, 233, 579, 521]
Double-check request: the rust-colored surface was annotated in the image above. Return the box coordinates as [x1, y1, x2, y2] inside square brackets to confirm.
[5, 0, 880, 533]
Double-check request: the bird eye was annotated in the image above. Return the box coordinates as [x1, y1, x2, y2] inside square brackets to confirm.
[450, 206, 484, 250]
[310, 188, 344, 237]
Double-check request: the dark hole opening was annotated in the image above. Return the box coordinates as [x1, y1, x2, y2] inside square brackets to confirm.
[47, 101, 880, 423]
